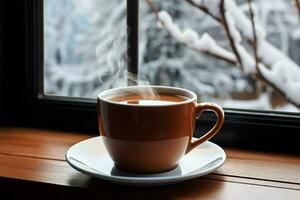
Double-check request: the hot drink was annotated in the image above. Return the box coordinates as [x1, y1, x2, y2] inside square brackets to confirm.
[97, 86, 224, 173]
[108, 94, 189, 105]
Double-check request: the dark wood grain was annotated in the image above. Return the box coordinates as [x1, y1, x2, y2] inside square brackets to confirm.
[0, 128, 300, 199]
[0, 128, 94, 160]
[216, 158, 300, 184]
[207, 174, 300, 190]
[1, 128, 299, 184]
[1, 153, 300, 200]
[226, 148, 300, 163]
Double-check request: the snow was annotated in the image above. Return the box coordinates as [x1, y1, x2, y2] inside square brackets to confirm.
[220, 93, 271, 110]
[223, 9, 256, 74]
[225, 11, 242, 43]
[223, 0, 300, 84]
[157, 11, 172, 26]
[182, 29, 199, 44]
[258, 61, 300, 105]
[156, 0, 300, 111]
[235, 79, 249, 91]
[44, 0, 300, 112]
[257, 41, 300, 92]
[180, 69, 216, 95]
[292, 28, 300, 39]
[236, 44, 256, 74]
[158, 11, 200, 44]
[158, 10, 236, 64]
[219, 0, 300, 103]
[274, 103, 300, 112]
[195, 33, 236, 62]
[258, 41, 297, 67]
[44, 0, 127, 97]
[158, 11, 187, 43]
[226, 0, 266, 44]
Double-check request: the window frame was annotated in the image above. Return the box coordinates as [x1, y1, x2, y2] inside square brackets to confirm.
[1, 0, 300, 153]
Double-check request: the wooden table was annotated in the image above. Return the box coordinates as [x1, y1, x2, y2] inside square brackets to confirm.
[0, 128, 299, 199]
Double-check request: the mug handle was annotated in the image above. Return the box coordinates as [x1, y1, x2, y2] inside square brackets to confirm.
[186, 103, 225, 154]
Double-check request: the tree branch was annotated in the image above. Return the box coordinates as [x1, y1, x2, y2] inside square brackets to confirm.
[145, 0, 159, 18]
[247, 0, 300, 108]
[257, 66, 300, 108]
[202, 50, 237, 65]
[185, 0, 222, 23]
[219, 0, 244, 70]
[247, 0, 258, 69]
[145, 0, 300, 109]
[295, 0, 300, 21]
[145, 0, 237, 66]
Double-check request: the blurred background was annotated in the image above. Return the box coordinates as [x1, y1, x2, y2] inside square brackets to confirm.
[44, 0, 300, 112]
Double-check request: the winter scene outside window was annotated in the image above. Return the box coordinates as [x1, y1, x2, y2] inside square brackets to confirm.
[44, 0, 300, 113]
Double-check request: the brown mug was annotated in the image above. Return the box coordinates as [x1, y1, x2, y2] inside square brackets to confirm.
[97, 86, 224, 173]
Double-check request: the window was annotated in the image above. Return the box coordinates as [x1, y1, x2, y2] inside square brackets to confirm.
[44, 0, 127, 98]
[44, 0, 300, 114]
[1, 0, 299, 152]
[138, 0, 300, 113]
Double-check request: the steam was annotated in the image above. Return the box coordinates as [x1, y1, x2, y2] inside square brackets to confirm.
[95, 19, 159, 100]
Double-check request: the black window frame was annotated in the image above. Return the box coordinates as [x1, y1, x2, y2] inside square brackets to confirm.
[1, 0, 300, 153]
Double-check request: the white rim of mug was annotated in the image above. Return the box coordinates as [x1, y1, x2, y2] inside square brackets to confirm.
[97, 85, 197, 107]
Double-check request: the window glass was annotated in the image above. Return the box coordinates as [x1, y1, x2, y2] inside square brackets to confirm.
[44, 0, 300, 113]
[139, 0, 300, 112]
[44, 0, 127, 97]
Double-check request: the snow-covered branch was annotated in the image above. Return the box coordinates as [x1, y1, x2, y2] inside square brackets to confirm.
[220, 0, 244, 70]
[146, 0, 300, 108]
[186, 0, 258, 74]
[258, 62, 300, 108]
[146, 0, 237, 65]
[185, 0, 222, 22]
[225, 0, 300, 107]
[246, 0, 300, 107]
[247, 0, 258, 69]
[158, 11, 237, 65]
[222, 4, 299, 108]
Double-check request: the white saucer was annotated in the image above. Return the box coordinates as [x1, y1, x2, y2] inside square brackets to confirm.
[66, 137, 226, 186]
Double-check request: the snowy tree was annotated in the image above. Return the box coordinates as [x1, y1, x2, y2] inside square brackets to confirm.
[44, 0, 126, 97]
[44, 0, 300, 112]
[143, 0, 300, 111]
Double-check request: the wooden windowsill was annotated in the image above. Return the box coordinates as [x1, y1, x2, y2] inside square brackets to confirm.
[0, 128, 299, 199]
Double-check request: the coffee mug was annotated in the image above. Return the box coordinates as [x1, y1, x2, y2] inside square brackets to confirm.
[97, 86, 224, 173]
